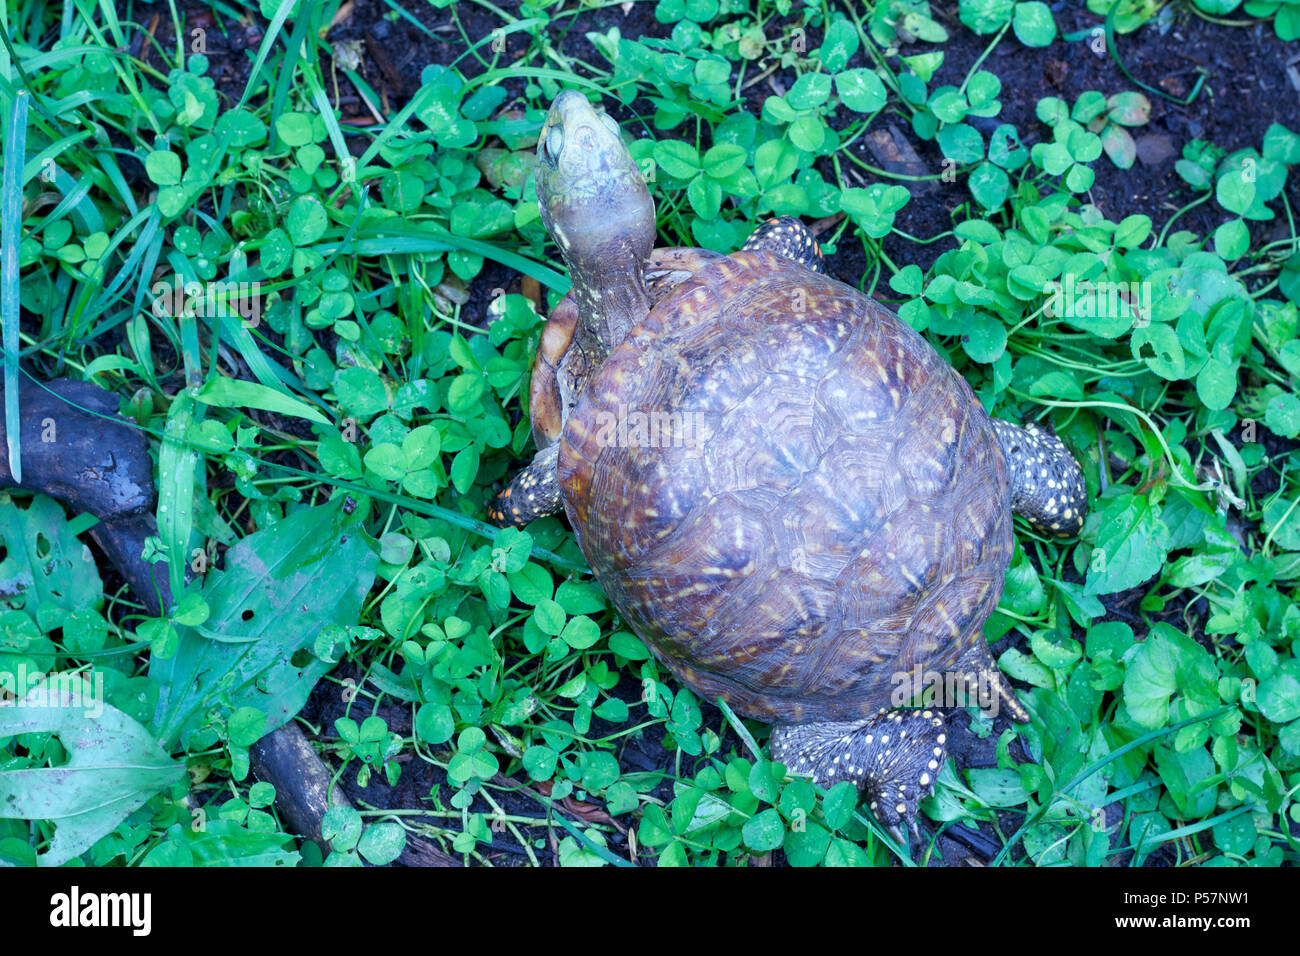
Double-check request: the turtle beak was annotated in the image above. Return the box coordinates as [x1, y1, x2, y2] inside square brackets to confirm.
[538, 91, 628, 181]
[535, 91, 654, 274]
[547, 89, 602, 139]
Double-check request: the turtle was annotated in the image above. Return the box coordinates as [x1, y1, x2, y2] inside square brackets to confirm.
[491, 90, 1088, 834]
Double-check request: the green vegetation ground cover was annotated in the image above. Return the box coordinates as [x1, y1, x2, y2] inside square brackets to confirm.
[0, 0, 1298, 866]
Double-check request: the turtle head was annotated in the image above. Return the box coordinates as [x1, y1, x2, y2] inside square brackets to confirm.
[536, 91, 654, 352]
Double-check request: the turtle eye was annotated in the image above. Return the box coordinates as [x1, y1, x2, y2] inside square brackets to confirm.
[597, 112, 620, 135]
[544, 126, 563, 162]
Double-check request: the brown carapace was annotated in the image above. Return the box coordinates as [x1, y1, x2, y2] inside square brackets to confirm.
[489, 91, 1089, 839]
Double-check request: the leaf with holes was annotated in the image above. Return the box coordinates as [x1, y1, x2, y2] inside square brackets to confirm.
[149, 495, 379, 748]
[0, 494, 103, 633]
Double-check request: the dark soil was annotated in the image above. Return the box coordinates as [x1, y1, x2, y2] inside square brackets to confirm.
[874, 3, 1300, 282]
[320, 1, 1298, 295]
[129, 1, 1300, 865]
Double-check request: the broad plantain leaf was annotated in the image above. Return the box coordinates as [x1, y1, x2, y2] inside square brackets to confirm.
[150, 495, 379, 748]
[0, 494, 103, 629]
[142, 820, 300, 866]
[0, 680, 186, 866]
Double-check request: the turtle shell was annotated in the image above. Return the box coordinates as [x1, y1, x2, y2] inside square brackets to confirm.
[558, 249, 1013, 723]
[529, 296, 580, 449]
[529, 247, 722, 449]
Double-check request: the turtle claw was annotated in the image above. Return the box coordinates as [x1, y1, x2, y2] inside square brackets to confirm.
[880, 813, 928, 859]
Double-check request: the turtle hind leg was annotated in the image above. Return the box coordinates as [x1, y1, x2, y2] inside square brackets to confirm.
[742, 216, 826, 275]
[988, 418, 1088, 538]
[487, 443, 562, 527]
[953, 637, 1031, 724]
[972, 661, 1030, 724]
[770, 710, 947, 834]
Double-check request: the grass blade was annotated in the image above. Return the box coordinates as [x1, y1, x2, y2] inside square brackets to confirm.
[2, 89, 29, 482]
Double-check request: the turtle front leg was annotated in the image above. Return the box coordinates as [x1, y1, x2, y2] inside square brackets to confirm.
[770, 710, 947, 835]
[487, 443, 562, 526]
[988, 419, 1088, 538]
[741, 215, 826, 275]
